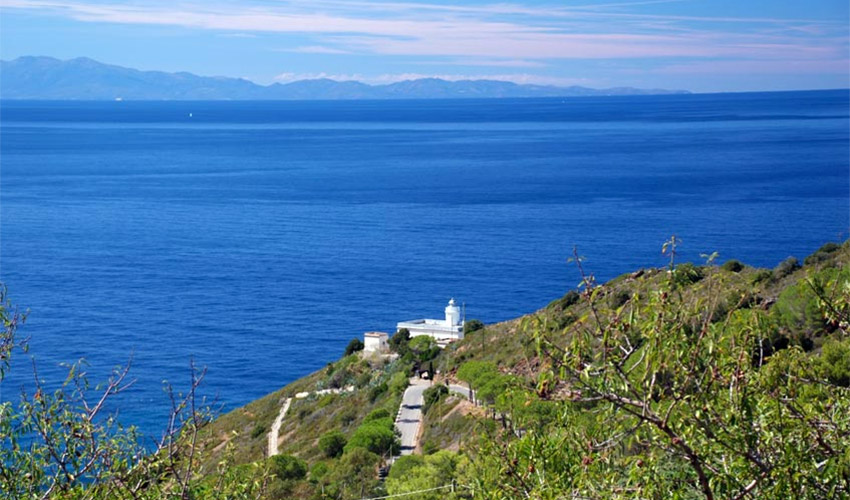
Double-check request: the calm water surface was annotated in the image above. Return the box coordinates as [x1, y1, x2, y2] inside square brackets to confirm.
[1, 91, 848, 436]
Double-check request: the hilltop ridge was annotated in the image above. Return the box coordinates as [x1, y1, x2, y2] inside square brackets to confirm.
[0, 56, 690, 100]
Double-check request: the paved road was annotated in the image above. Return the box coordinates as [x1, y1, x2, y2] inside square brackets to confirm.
[448, 383, 471, 401]
[396, 378, 430, 456]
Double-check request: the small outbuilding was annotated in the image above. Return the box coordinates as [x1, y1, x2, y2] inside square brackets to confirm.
[363, 331, 390, 353]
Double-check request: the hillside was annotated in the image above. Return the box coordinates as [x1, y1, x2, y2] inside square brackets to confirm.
[186, 241, 850, 499]
[0, 56, 689, 100]
[2, 241, 847, 499]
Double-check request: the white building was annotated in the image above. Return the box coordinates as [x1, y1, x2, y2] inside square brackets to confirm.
[397, 298, 464, 347]
[363, 331, 389, 353]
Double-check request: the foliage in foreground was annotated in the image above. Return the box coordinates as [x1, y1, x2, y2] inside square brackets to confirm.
[3, 241, 849, 500]
[464, 243, 850, 499]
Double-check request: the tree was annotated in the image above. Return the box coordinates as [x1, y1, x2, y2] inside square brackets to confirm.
[463, 319, 484, 335]
[0, 287, 272, 499]
[389, 328, 411, 354]
[344, 417, 399, 456]
[409, 335, 440, 362]
[344, 338, 364, 356]
[456, 361, 498, 405]
[322, 448, 382, 500]
[422, 384, 449, 415]
[268, 454, 307, 481]
[318, 430, 347, 458]
[386, 451, 466, 500]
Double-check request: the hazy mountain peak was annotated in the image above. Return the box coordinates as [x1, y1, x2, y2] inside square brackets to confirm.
[0, 56, 689, 100]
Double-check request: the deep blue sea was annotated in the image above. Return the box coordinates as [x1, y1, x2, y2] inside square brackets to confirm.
[1, 91, 848, 438]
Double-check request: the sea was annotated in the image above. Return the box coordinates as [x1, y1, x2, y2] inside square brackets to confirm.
[1, 90, 848, 438]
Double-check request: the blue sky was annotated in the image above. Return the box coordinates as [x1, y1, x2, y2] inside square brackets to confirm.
[1, 0, 848, 92]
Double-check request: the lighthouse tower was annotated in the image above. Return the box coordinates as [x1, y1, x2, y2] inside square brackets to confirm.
[445, 298, 462, 327]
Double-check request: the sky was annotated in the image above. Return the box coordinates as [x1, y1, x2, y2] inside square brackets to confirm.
[0, 0, 848, 92]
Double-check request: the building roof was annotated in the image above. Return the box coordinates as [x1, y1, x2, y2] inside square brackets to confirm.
[364, 331, 389, 338]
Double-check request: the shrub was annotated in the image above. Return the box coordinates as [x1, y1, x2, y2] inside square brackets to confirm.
[773, 257, 800, 280]
[355, 372, 372, 388]
[422, 384, 449, 415]
[250, 424, 266, 439]
[364, 408, 391, 423]
[344, 338, 364, 356]
[817, 338, 850, 387]
[368, 382, 388, 403]
[344, 417, 399, 455]
[721, 259, 745, 273]
[804, 242, 842, 266]
[309, 461, 330, 482]
[319, 430, 347, 458]
[548, 290, 580, 311]
[269, 454, 307, 481]
[389, 329, 411, 355]
[609, 290, 631, 309]
[772, 277, 826, 347]
[463, 319, 485, 335]
[409, 335, 440, 362]
[337, 407, 357, 427]
[389, 371, 409, 395]
[751, 269, 773, 285]
[672, 262, 703, 287]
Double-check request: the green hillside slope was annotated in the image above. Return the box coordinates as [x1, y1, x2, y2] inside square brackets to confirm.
[187, 240, 850, 499]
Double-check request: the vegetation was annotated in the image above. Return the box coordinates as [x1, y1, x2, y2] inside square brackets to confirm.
[3, 240, 849, 499]
[343, 338, 364, 356]
[463, 319, 484, 335]
[388, 328, 410, 354]
[422, 384, 449, 415]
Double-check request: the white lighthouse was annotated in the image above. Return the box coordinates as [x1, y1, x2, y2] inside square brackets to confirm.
[396, 298, 466, 347]
[445, 298, 461, 328]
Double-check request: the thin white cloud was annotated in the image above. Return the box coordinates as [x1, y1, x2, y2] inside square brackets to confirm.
[658, 58, 850, 75]
[1, 0, 845, 65]
[446, 59, 548, 69]
[217, 32, 257, 38]
[289, 45, 351, 54]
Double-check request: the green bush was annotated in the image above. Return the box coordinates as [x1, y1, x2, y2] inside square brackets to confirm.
[422, 384, 449, 415]
[368, 382, 388, 403]
[817, 338, 850, 387]
[609, 290, 630, 309]
[318, 430, 347, 458]
[268, 454, 307, 481]
[804, 242, 842, 266]
[772, 274, 831, 345]
[409, 335, 440, 363]
[672, 262, 703, 287]
[774, 257, 800, 280]
[309, 461, 330, 482]
[389, 328, 411, 354]
[344, 417, 399, 456]
[721, 259, 745, 273]
[463, 319, 485, 335]
[250, 424, 266, 439]
[364, 408, 391, 423]
[389, 371, 409, 395]
[548, 290, 580, 311]
[751, 269, 773, 285]
[344, 338, 364, 356]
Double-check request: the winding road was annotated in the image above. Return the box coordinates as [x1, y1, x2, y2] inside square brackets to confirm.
[395, 378, 430, 456]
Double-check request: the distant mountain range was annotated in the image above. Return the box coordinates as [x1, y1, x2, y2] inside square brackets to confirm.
[0, 56, 689, 100]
